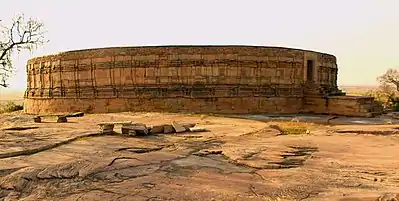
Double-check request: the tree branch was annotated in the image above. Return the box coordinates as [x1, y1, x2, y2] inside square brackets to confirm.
[0, 14, 48, 87]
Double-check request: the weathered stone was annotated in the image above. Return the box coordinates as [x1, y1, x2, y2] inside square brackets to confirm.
[171, 121, 186, 133]
[121, 127, 137, 136]
[182, 123, 196, 130]
[150, 125, 165, 134]
[121, 125, 148, 136]
[33, 117, 41, 123]
[57, 116, 68, 123]
[65, 112, 84, 117]
[131, 123, 147, 127]
[189, 127, 207, 132]
[163, 125, 175, 134]
[290, 118, 300, 122]
[365, 113, 374, 118]
[193, 150, 223, 156]
[99, 124, 114, 133]
[99, 121, 132, 125]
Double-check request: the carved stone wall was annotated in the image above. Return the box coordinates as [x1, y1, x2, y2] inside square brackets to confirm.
[23, 45, 356, 115]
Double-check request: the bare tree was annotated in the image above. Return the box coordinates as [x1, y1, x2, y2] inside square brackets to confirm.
[367, 68, 399, 109]
[378, 68, 399, 92]
[0, 14, 48, 87]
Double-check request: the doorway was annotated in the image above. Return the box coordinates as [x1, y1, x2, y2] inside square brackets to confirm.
[307, 60, 314, 82]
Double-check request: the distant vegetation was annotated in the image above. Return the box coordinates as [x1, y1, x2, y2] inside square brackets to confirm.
[340, 86, 377, 96]
[0, 88, 25, 101]
[0, 101, 23, 114]
[362, 68, 399, 110]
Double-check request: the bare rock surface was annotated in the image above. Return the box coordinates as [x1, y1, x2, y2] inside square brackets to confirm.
[0, 112, 399, 200]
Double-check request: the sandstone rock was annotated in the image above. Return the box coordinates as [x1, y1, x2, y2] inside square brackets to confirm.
[125, 123, 147, 128]
[182, 123, 196, 130]
[121, 125, 148, 136]
[136, 123, 147, 126]
[391, 114, 399, 119]
[99, 121, 133, 125]
[385, 120, 393, 125]
[365, 112, 374, 118]
[151, 125, 165, 134]
[189, 127, 207, 132]
[171, 121, 187, 133]
[377, 193, 398, 201]
[193, 150, 223, 156]
[33, 117, 41, 123]
[57, 116, 68, 123]
[163, 125, 175, 134]
[65, 112, 84, 117]
[99, 124, 114, 133]
[290, 118, 300, 122]
[121, 127, 137, 136]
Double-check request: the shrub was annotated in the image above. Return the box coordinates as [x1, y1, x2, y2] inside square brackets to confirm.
[363, 84, 399, 110]
[0, 101, 24, 113]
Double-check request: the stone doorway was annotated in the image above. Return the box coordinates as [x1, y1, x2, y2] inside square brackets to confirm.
[306, 60, 314, 82]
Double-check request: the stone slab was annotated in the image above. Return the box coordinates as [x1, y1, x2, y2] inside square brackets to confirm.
[172, 121, 187, 133]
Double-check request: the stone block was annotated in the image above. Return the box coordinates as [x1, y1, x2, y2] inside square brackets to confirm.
[163, 124, 175, 134]
[99, 124, 114, 133]
[171, 121, 187, 133]
[150, 125, 165, 134]
[189, 127, 207, 132]
[57, 116, 68, 123]
[121, 125, 148, 136]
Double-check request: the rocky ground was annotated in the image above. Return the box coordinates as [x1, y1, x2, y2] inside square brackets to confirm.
[0, 112, 399, 201]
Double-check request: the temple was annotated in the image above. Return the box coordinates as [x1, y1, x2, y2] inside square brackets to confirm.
[23, 45, 382, 117]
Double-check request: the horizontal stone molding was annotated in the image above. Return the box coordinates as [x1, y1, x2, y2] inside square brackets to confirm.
[25, 84, 306, 99]
[24, 97, 304, 114]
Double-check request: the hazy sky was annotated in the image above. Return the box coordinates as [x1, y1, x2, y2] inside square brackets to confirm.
[1, 0, 398, 91]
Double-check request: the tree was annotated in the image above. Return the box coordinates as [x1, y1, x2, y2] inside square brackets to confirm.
[378, 68, 399, 93]
[0, 14, 48, 87]
[366, 68, 399, 110]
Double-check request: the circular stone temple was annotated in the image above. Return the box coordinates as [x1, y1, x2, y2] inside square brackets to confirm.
[24, 45, 382, 116]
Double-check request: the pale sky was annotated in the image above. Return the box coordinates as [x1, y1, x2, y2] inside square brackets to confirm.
[1, 0, 398, 92]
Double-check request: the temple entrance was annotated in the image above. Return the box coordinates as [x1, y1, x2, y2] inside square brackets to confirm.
[307, 60, 314, 82]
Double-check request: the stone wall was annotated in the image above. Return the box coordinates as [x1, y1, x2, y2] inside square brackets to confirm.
[303, 95, 383, 117]
[327, 96, 382, 117]
[24, 45, 344, 115]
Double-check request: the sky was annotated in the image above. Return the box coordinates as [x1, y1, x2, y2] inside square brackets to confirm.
[0, 0, 398, 92]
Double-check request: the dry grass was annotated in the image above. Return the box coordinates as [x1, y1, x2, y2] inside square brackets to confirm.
[268, 121, 314, 135]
